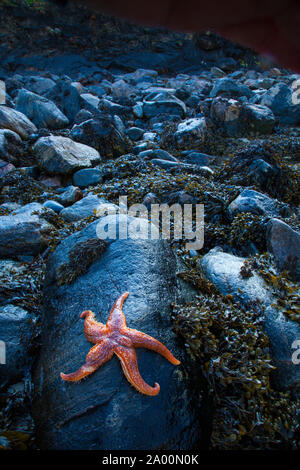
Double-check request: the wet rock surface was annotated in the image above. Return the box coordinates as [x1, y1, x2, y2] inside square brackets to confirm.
[0, 202, 53, 257]
[32, 216, 199, 450]
[200, 248, 300, 389]
[0, 304, 35, 387]
[0, 0, 299, 451]
[32, 136, 101, 175]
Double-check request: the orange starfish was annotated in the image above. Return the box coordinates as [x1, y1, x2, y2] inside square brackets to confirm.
[60, 292, 180, 396]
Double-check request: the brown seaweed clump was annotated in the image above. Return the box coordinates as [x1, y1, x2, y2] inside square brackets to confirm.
[56, 238, 107, 286]
[172, 269, 300, 449]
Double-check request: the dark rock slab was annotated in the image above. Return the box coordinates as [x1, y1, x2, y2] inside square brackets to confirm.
[32, 216, 199, 450]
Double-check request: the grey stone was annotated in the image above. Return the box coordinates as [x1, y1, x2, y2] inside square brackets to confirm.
[80, 93, 100, 113]
[111, 79, 137, 105]
[126, 127, 144, 141]
[183, 151, 216, 166]
[260, 82, 300, 125]
[44, 200, 64, 213]
[0, 202, 53, 256]
[228, 189, 281, 217]
[138, 149, 177, 162]
[0, 105, 37, 140]
[200, 248, 300, 389]
[210, 78, 253, 99]
[56, 186, 83, 206]
[210, 97, 275, 137]
[86, 85, 106, 98]
[143, 92, 186, 118]
[32, 136, 101, 175]
[46, 81, 81, 123]
[0, 129, 24, 164]
[266, 218, 300, 281]
[60, 194, 115, 222]
[245, 104, 276, 134]
[15, 89, 69, 130]
[175, 117, 207, 149]
[23, 76, 56, 95]
[99, 98, 130, 117]
[151, 159, 180, 170]
[0, 304, 34, 387]
[73, 168, 103, 188]
[70, 118, 131, 159]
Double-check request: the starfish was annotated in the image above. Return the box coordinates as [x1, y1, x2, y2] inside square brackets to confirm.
[60, 292, 180, 396]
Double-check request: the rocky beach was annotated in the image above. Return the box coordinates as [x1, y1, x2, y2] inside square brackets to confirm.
[0, 0, 299, 451]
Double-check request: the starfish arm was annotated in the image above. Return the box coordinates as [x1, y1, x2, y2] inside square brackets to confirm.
[60, 340, 113, 382]
[80, 310, 107, 343]
[127, 329, 181, 365]
[114, 345, 160, 396]
[107, 292, 129, 330]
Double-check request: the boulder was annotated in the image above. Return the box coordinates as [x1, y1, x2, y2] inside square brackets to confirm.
[32, 215, 199, 450]
[46, 80, 81, 123]
[15, 89, 69, 129]
[260, 82, 300, 125]
[266, 218, 300, 281]
[143, 92, 186, 118]
[60, 194, 115, 222]
[70, 118, 131, 159]
[22, 76, 56, 95]
[175, 117, 207, 149]
[73, 168, 103, 188]
[210, 97, 275, 137]
[228, 189, 282, 217]
[210, 78, 253, 99]
[56, 186, 83, 206]
[183, 151, 216, 166]
[32, 136, 101, 175]
[0, 129, 24, 164]
[0, 105, 37, 140]
[0, 304, 35, 387]
[0, 202, 53, 257]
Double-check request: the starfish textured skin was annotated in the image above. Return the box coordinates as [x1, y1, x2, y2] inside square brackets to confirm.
[60, 292, 180, 396]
